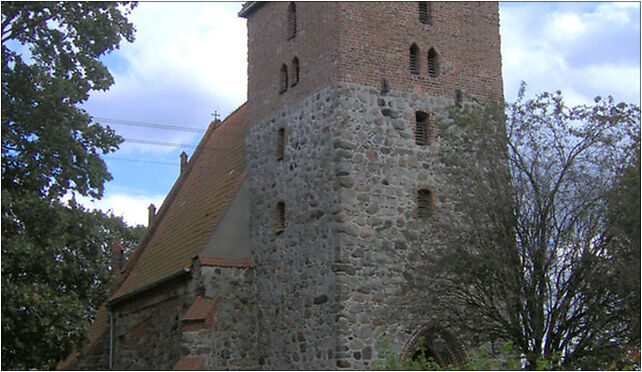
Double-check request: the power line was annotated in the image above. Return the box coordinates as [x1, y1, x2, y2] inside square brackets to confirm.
[104, 156, 178, 166]
[122, 138, 199, 149]
[93, 116, 205, 133]
[121, 138, 240, 152]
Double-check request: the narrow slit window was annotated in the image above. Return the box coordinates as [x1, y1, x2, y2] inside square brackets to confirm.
[280, 64, 288, 93]
[275, 202, 286, 233]
[418, 189, 433, 219]
[410, 43, 420, 75]
[427, 48, 439, 77]
[418, 2, 431, 24]
[415, 111, 431, 146]
[276, 127, 285, 161]
[455, 89, 463, 108]
[287, 2, 296, 39]
[291, 57, 299, 87]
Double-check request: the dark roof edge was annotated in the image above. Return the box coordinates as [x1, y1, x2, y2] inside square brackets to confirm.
[238, 2, 262, 18]
[108, 268, 191, 308]
[109, 102, 247, 303]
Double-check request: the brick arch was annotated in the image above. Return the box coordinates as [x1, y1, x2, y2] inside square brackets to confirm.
[401, 323, 468, 368]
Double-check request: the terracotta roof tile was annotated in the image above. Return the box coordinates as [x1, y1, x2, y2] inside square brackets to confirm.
[59, 103, 247, 370]
[174, 357, 206, 370]
[198, 254, 252, 268]
[111, 103, 248, 302]
[181, 296, 218, 322]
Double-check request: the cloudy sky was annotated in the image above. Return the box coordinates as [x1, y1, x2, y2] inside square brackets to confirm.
[78, 2, 641, 227]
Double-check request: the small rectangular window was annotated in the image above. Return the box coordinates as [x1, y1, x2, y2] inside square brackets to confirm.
[280, 64, 288, 93]
[287, 2, 296, 39]
[418, 189, 433, 219]
[415, 111, 431, 146]
[410, 44, 420, 75]
[276, 128, 285, 161]
[418, 2, 431, 24]
[274, 202, 286, 233]
[427, 48, 439, 77]
[291, 57, 299, 87]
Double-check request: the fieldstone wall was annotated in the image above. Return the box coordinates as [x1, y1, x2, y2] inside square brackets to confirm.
[247, 81, 482, 369]
[110, 275, 197, 370]
[246, 83, 344, 369]
[198, 265, 258, 370]
[328, 82, 465, 369]
[108, 263, 258, 370]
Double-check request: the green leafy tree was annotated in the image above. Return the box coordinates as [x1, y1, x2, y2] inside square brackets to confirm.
[1, 197, 145, 369]
[2, 1, 135, 200]
[1, 2, 137, 369]
[404, 84, 640, 369]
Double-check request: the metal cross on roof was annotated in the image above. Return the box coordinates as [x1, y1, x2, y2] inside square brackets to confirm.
[211, 110, 220, 121]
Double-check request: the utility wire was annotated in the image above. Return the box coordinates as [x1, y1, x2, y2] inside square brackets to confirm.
[123, 138, 199, 149]
[104, 156, 178, 166]
[121, 138, 240, 152]
[93, 116, 205, 133]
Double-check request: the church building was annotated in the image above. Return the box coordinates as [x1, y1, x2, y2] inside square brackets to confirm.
[59, 2, 503, 370]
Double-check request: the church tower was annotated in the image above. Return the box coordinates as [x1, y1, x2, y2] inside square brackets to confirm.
[240, 2, 503, 369]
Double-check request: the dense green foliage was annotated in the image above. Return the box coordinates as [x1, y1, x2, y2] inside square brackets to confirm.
[2, 1, 135, 200]
[1, 196, 145, 369]
[1, 2, 137, 369]
[404, 83, 640, 369]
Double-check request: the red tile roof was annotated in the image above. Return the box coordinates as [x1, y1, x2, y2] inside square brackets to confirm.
[58, 104, 248, 369]
[181, 296, 218, 322]
[198, 254, 252, 268]
[111, 104, 248, 302]
[180, 296, 219, 332]
[174, 357, 206, 370]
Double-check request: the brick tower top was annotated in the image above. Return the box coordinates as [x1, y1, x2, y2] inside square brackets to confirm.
[240, 2, 504, 124]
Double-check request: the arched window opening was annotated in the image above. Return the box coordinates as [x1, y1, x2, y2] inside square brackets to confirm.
[403, 325, 468, 368]
[280, 64, 288, 93]
[287, 2, 296, 39]
[291, 57, 300, 87]
[274, 201, 286, 234]
[409, 43, 420, 75]
[418, 2, 432, 24]
[276, 127, 285, 161]
[417, 189, 434, 219]
[427, 48, 439, 77]
[415, 111, 432, 146]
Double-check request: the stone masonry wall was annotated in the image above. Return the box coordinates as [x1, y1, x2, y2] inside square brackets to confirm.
[109, 264, 257, 370]
[329, 82, 470, 369]
[246, 83, 345, 369]
[111, 276, 197, 370]
[247, 81, 480, 369]
[198, 265, 257, 370]
[244, 2, 504, 369]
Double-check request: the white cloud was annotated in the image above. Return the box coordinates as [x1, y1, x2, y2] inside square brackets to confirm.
[74, 192, 166, 227]
[116, 2, 246, 105]
[548, 12, 588, 42]
[83, 2, 247, 155]
[500, 3, 640, 104]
